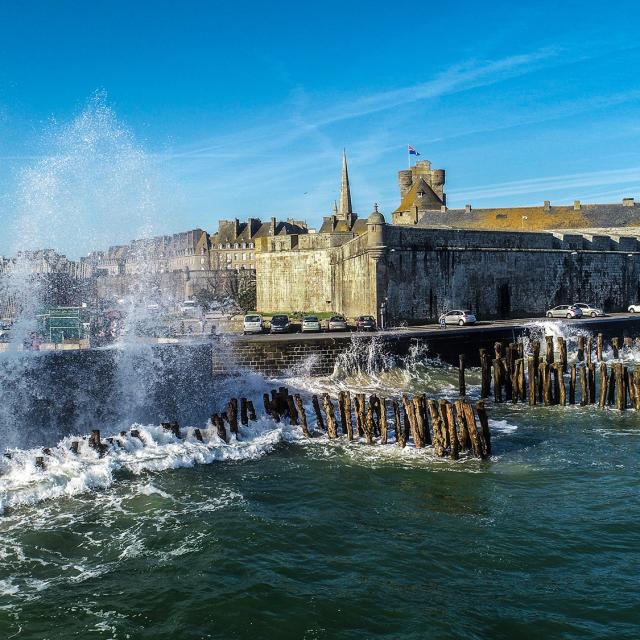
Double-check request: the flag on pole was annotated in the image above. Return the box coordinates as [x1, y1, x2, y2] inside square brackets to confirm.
[408, 145, 420, 156]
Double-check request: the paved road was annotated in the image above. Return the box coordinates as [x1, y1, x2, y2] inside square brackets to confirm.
[235, 312, 640, 343]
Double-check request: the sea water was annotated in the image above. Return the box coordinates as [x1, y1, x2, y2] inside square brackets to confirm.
[1, 329, 639, 639]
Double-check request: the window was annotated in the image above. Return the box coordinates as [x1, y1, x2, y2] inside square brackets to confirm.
[249, 242, 254, 249]
[250, 252, 254, 259]
[242, 253, 247, 260]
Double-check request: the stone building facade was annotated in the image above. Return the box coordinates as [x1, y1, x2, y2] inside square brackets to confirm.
[257, 158, 640, 324]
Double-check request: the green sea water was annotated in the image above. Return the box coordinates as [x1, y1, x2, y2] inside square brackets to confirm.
[1, 370, 639, 640]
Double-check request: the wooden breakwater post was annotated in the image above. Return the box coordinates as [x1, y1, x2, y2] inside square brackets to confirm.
[598, 363, 608, 409]
[586, 337, 593, 367]
[458, 354, 466, 397]
[577, 335, 584, 363]
[597, 333, 603, 362]
[579, 365, 588, 406]
[569, 364, 576, 405]
[379, 398, 389, 444]
[247, 400, 257, 421]
[227, 399, 239, 435]
[558, 336, 567, 373]
[392, 399, 407, 448]
[504, 345, 513, 402]
[615, 364, 625, 411]
[480, 348, 491, 398]
[240, 398, 249, 426]
[293, 394, 311, 437]
[611, 337, 620, 359]
[312, 394, 324, 432]
[212, 415, 229, 443]
[475, 400, 491, 458]
[545, 336, 555, 365]
[322, 393, 338, 439]
[528, 357, 536, 405]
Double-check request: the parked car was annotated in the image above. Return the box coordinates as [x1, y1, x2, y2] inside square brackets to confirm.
[180, 300, 200, 316]
[243, 314, 263, 335]
[355, 315, 377, 331]
[301, 315, 322, 333]
[327, 315, 348, 332]
[270, 314, 290, 334]
[546, 305, 583, 319]
[628, 304, 640, 313]
[573, 303, 604, 317]
[439, 310, 477, 326]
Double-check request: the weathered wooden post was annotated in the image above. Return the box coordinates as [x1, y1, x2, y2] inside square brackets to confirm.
[579, 366, 588, 406]
[35, 456, 45, 470]
[442, 400, 459, 460]
[586, 337, 593, 367]
[436, 399, 450, 450]
[454, 399, 470, 452]
[545, 335, 554, 365]
[541, 362, 552, 406]
[519, 358, 527, 402]
[370, 394, 381, 437]
[240, 398, 249, 426]
[596, 333, 603, 362]
[89, 429, 101, 450]
[411, 396, 427, 448]
[247, 400, 257, 421]
[556, 364, 566, 406]
[625, 367, 634, 408]
[615, 364, 625, 411]
[607, 368, 616, 406]
[624, 336, 633, 350]
[569, 363, 577, 405]
[401, 395, 418, 447]
[463, 401, 483, 459]
[338, 391, 351, 439]
[392, 400, 407, 447]
[194, 428, 204, 442]
[356, 393, 366, 436]
[475, 400, 491, 458]
[263, 393, 274, 419]
[70, 441, 80, 455]
[493, 359, 502, 403]
[213, 415, 229, 443]
[511, 358, 520, 404]
[312, 395, 325, 431]
[428, 399, 444, 456]
[633, 369, 640, 411]
[557, 336, 567, 373]
[480, 348, 491, 398]
[494, 341, 503, 360]
[363, 403, 375, 445]
[458, 354, 466, 397]
[528, 357, 536, 405]
[228, 399, 239, 434]
[322, 394, 338, 438]
[551, 364, 560, 405]
[379, 398, 389, 444]
[577, 335, 584, 363]
[588, 363, 596, 404]
[286, 395, 299, 425]
[598, 363, 608, 409]
[293, 394, 310, 437]
[611, 337, 620, 359]
[504, 346, 513, 401]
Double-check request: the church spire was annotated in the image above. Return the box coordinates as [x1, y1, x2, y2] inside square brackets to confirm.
[338, 150, 353, 219]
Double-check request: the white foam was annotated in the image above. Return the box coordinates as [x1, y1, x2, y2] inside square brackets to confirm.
[0, 417, 301, 513]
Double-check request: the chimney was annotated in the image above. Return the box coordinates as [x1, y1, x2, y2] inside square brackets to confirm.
[234, 218, 240, 238]
[623, 197, 635, 207]
[270, 217, 277, 236]
[247, 217, 261, 237]
[465, 204, 472, 213]
[544, 200, 551, 211]
[574, 200, 581, 211]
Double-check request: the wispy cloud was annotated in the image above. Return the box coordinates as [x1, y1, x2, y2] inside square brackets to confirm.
[449, 167, 640, 203]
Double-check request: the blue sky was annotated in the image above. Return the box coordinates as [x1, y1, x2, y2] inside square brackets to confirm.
[1, 0, 640, 256]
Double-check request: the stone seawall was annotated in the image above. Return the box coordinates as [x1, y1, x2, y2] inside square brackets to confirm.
[219, 316, 640, 376]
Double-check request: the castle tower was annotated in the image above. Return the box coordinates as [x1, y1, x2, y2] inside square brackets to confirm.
[338, 150, 353, 220]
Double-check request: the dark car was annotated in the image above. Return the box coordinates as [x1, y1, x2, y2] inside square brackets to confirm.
[355, 315, 376, 331]
[270, 314, 290, 334]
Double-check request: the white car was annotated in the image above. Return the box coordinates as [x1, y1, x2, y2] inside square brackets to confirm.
[573, 303, 604, 317]
[243, 314, 263, 335]
[439, 310, 477, 326]
[546, 305, 583, 319]
[327, 315, 348, 331]
[180, 300, 199, 316]
[628, 304, 640, 313]
[301, 315, 322, 332]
